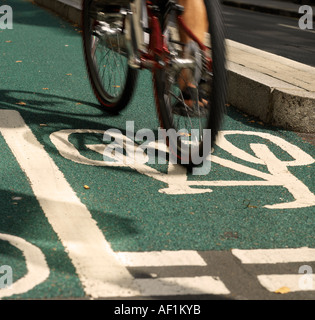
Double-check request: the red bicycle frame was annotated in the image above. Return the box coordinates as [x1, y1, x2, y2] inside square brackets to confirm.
[138, 1, 212, 72]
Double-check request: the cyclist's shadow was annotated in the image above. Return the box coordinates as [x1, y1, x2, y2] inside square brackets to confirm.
[0, 88, 127, 154]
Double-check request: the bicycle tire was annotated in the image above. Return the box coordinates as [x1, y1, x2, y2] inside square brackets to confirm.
[82, 0, 138, 112]
[153, 0, 227, 167]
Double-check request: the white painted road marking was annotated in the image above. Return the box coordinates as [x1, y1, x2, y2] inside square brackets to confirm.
[232, 248, 315, 264]
[0, 233, 49, 299]
[258, 274, 315, 292]
[278, 24, 315, 34]
[0, 110, 230, 298]
[0, 110, 138, 298]
[133, 276, 230, 296]
[116, 252, 231, 296]
[116, 251, 207, 267]
[50, 129, 315, 208]
[1, 110, 314, 298]
[233, 248, 315, 293]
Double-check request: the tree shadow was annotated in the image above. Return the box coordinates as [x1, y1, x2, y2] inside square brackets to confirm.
[0, 188, 233, 300]
[0, 89, 108, 123]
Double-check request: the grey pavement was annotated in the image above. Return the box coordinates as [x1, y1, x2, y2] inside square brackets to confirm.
[33, 0, 315, 133]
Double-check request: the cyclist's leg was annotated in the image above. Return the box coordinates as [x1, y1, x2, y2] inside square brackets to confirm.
[177, 0, 209, 107]
[177, 0, 208, 43]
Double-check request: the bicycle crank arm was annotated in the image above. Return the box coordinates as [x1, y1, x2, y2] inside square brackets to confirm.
[171, 57, 196, 71]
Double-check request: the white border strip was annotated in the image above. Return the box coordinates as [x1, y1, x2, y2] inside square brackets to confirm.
[0, 110, 138, 298]
[116, 251, 207, 267]
[258, 274, 315, 292]
[134, 276, 230, 296]
[232, 248, 315, 264]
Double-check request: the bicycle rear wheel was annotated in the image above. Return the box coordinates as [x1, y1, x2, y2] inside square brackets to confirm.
[153, 0, 227, 167]
[82, 0, 138, 112]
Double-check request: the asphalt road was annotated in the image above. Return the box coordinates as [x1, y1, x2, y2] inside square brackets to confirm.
[222, 5, 315, 67]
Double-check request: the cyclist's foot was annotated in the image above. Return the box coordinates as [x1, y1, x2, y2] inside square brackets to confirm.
[172, 85, 209, 117]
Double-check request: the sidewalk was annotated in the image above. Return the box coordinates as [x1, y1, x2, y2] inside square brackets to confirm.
[33, 0, 315, 133]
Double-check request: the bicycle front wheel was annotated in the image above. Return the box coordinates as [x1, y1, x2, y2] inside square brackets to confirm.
[82, 0, 138, 112]
[153, 0, 227, 167]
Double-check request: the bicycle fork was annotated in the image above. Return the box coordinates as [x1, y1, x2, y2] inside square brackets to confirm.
[124, 0, 149, 68]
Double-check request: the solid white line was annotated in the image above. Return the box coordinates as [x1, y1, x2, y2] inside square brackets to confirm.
[0, 233, 50, 299]
[258, 274, 315, 292]
[0, 110, 138, 298]
[232, 248, 315, 264]
[116, 251, 207, 267]
[278, 24, 301, 31]
[134, 276, 230, 296]
[278, 24, 315, 34]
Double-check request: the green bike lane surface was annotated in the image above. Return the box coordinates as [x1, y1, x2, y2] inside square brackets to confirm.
[0, 0, 314, 299]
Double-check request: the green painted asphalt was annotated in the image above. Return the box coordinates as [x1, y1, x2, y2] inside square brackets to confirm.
[0, 0, 314, 299]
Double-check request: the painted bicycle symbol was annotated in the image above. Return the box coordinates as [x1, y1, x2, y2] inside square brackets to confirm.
[50, 129, 315, 210]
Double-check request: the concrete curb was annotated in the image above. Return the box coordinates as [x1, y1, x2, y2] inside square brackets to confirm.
[33, 0, 82, 26]
[226, 40, 315, 133]
[33, 0, 315, 133]
[227, 66, 315, 133]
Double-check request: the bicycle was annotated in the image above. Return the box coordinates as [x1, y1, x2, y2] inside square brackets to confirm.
[82, 0, 227, 167]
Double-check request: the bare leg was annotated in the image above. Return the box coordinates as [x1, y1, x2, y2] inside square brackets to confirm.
[177, 0, 208, 43]
[177, 0, 209, 107]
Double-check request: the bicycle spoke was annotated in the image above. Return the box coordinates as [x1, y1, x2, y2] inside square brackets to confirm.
[82, 0, 138, 110]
